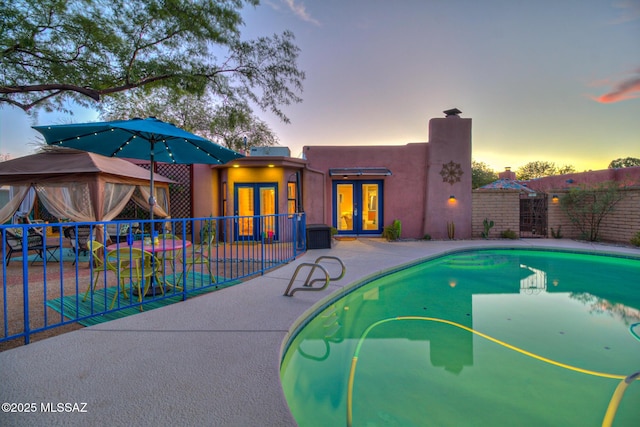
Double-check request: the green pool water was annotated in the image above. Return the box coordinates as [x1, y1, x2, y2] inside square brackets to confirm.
[280, 249, 640, 427]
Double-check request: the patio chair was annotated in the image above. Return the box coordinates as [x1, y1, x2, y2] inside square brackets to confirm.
[157, 233, 184, 281]
[106, 223, 130, 244]
[108, 248, 163, 311]
[82, 240, 122, 302]
[177, 232, 215, 285]
[63, 225, 94, 264]
[4, 228, 60, 265]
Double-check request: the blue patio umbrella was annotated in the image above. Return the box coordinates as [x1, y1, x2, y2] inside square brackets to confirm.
[34, 117, 243, 220]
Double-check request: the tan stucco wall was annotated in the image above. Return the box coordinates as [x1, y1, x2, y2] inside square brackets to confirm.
[472, 190, 520, 238]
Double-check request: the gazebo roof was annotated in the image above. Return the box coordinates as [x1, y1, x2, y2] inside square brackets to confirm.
[0, 148, 174, 185]
[479, 178, 535, 192]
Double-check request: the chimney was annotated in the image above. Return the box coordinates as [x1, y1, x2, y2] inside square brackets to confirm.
[499, 167, 516, 180]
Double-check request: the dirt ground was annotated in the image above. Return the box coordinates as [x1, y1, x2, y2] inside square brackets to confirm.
[0, 249, 282, 352]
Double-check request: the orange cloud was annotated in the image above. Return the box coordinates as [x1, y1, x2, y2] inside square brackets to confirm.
[592, 71, 640, 103]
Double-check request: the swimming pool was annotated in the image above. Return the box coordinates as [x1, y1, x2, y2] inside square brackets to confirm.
[280, 249, 640, 426]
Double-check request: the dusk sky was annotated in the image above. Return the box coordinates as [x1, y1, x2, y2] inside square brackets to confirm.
[1, 0, 639, 172]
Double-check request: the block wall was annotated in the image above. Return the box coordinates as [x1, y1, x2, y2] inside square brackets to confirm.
[549, 188, 640, 243]
[472, 191, 520, 239]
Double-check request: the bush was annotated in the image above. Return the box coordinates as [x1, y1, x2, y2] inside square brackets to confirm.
[560, 182, 625, 242]
[382, 219, 402, 241]
[551, 226, 563, 239]
[422, 234, 431, 240]
[501, 229, 518, 239]
[631, 231, 640, 247]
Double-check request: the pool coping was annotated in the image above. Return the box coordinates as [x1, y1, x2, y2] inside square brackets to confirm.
[1, 239, 638, 426]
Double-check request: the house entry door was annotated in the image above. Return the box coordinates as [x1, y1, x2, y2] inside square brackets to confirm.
[333, 181, 383, 235]
[235, 183, 277, 240]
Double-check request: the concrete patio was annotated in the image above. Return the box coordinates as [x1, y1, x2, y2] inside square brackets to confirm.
[1, 238, 638, 427]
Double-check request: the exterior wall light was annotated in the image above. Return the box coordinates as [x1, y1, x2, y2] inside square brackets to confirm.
[449, 195, 456, 201]
[552, 194, 559, 203]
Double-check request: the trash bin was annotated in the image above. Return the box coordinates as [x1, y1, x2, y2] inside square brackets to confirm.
[306, 224, 332, 249]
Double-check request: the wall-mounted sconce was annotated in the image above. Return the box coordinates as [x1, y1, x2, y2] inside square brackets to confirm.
[449, 195, 456, 201]
[552, 194, 559, 202]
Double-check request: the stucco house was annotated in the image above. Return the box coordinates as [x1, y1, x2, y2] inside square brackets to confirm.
[191, 109, 473, 240]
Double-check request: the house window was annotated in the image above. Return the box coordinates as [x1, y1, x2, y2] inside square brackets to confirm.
[288, 182, 297, 216]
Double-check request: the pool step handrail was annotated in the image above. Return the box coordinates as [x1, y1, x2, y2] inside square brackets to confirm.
[283, 256, 346, 296]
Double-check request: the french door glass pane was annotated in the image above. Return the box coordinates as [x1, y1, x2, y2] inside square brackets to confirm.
[260, 186, 276, 236]
[361, 184, 379, 231]
[337, 183, 353, 231]
[238, 187, 254, 236]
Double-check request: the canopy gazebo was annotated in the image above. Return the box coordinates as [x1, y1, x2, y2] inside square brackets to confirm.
[0, 148, 174, 225]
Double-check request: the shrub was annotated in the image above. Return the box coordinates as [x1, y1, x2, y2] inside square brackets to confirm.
[422, 234, 432, 240]
[631, 231, 640, 247]
[560, 182, 625, 242]
[382, 219, 402, 241]
[551, 226, 563, 239]
[501, 229, 518, 239]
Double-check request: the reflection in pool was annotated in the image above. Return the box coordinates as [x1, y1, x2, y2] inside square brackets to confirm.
[280, 249, 640, 426]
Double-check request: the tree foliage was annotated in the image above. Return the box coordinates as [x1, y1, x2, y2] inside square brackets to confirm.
[516, 161, 575, 180]
[608, 157, 640, 168]
[0, 0, 304, 122]
[471, 161, 498, 188]
[100, 88, 278, 151]
[559, 181, 625, 242]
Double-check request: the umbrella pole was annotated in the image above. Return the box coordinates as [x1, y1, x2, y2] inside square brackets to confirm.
[145, 140, 162, 298]
[149, 141, 155, 223]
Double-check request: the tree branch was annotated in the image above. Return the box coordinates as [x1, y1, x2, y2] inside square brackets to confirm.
[0, 84, 99, 101]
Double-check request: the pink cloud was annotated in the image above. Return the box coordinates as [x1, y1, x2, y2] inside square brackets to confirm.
[592, 71, 640, 103]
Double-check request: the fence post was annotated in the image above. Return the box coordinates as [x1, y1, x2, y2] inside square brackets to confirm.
[20, 227, 31, 344]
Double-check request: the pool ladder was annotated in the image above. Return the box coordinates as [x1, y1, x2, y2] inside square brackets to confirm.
[283, 256, 346, 297]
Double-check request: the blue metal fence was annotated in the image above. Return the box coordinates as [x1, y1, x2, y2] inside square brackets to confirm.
[1, 213, 306, 346]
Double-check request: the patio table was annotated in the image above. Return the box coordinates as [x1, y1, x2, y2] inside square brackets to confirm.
[106, 238, 192, 296]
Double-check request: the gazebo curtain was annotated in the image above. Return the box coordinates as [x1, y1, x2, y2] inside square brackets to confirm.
[35, 182, 137, 222]
[1, 183, 160, 224]
[0, 186, 30, 224]
[131, 186, 170, 218]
